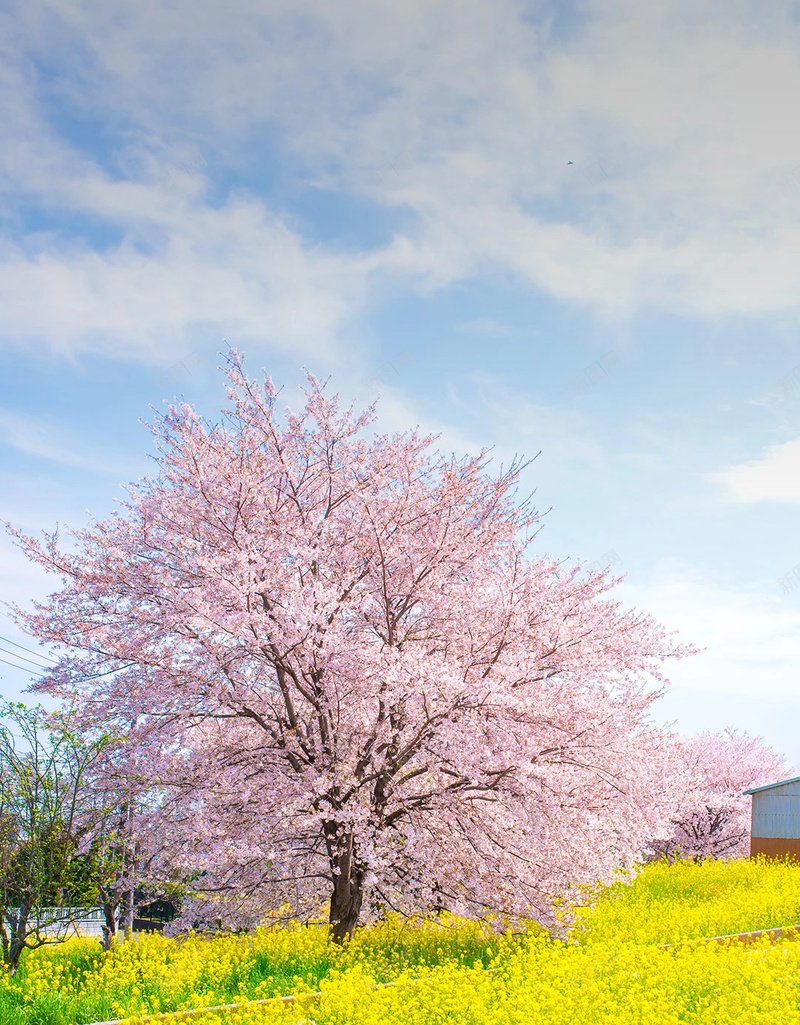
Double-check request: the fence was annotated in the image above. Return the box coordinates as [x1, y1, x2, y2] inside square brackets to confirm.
[4, 907, 107, 938]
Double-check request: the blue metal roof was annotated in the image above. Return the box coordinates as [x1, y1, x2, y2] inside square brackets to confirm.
[744, 775, 800, 796]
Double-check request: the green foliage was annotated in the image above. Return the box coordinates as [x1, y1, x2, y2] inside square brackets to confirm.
[0, 701, 105, 971]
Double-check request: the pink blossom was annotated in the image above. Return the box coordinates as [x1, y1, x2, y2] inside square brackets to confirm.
[7, 350, 697, 940]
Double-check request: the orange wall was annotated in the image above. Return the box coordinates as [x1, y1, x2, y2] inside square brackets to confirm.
[750, 836, 800, 860]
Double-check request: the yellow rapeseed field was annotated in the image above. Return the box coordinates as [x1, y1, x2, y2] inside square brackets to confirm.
[154, 936, 800, 1025]
[4, 856, 800, 1025]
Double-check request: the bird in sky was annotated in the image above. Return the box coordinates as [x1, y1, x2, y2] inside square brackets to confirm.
[567, 160, 573, 164]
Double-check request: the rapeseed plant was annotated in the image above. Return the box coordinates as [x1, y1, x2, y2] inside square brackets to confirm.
[3, 857, 800, 1025]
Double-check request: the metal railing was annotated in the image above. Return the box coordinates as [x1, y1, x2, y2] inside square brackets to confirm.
[3, 907, 172, 937]
[5, 906, 105, 921]
[4, 907, 106, 937]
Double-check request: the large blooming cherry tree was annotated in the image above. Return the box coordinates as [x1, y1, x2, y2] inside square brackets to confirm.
[8, 352, 695, 940]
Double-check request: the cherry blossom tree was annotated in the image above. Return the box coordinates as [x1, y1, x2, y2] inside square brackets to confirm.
[651, 729, 787, 862]
[79, 745, 179, 949]
[7, 351, 696, 940]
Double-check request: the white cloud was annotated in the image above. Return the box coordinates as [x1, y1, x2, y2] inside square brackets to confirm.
[710, 438, 800, 503]
[3, 0, 800, 365]
[620, 560, 800, 701]
[0, 193, 373, 365]
[617, 557, 800, 760]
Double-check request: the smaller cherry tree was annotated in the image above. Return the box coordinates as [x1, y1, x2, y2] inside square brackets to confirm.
[79, 744, 179, 949]
[651, 729, 787, 862]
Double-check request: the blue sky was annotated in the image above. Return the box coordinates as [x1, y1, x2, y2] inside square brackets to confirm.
[3, 0, 800, 766]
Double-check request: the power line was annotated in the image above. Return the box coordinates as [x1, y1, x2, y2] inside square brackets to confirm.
[0, 656, 137, 685]
[0, 646, 53, 671]
[0, 633, 57, 666]
[0, 616, 135, 685]
[0, 654, 42, 675]
[0, 637, 55, 667]
[83, 662, 138, 682]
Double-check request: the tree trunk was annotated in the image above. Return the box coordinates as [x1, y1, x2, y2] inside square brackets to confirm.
[121, 888, 135, 940]
[329, 834, 365, 944]
[7, 935, 26, 976]
[101, 901, 119, 951]
[5, 906, 29, 976]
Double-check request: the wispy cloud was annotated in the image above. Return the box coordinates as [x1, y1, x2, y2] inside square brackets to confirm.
[710, 438, 800, 504]
[2, 0, 800, 365]
[0, 197, 371, 365]
[0, 409, 125, 473]
[621, 560, 800, 701]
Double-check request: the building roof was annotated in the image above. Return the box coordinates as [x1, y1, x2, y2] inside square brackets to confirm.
[744, 775, 800, 796]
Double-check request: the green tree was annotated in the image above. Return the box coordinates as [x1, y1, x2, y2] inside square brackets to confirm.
[0, 702, 101, 974]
